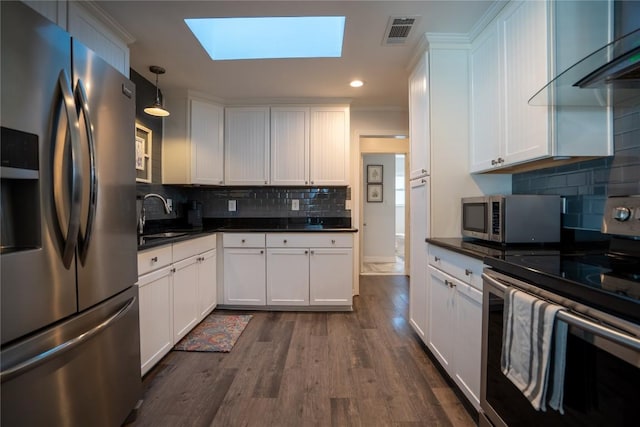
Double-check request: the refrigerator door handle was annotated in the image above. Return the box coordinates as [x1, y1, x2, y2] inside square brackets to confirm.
[0, 296, 137, 383]
[52, 69, 82, 268]
[74, 79, 97, 263]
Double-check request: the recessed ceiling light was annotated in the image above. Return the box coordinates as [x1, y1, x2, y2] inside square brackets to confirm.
[350, 80, 364, 88]
[185, 16, 345, 61]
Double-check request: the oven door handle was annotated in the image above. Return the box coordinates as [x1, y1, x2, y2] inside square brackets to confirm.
[482, 272, 640, 352]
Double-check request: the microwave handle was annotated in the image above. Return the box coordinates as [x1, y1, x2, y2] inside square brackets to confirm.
[482, 272, 640, 353]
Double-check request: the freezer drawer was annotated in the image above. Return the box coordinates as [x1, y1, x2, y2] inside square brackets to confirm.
[0, 286, 141, 427]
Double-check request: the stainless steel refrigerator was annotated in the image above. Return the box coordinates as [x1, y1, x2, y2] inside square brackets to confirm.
[1, 2, 141, 426]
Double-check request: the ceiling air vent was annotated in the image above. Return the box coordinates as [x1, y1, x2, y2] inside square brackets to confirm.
[382, 16, 420, 46]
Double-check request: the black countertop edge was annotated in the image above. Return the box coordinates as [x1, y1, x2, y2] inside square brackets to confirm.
[426, 237, 610, 261]
[138, 227, 358, 251]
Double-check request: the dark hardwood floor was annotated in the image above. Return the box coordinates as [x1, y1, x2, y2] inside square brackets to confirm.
[127, 275, 476, 427]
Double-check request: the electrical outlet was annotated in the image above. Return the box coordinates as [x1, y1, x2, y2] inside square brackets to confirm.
[345, 200, 352, 210]
[291, 199, 299, 211]
[228, 200, 237, 212]
[166, 198, 173, 213]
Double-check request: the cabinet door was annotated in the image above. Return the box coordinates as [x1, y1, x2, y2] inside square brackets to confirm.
[427, 266, 455, 371]
[309, 106, 349, 185]
[309, 248, 352, 306]
[408, 54, 430, 179]
[271, 107, 309, 185]
[409, 178, 429, 340]
[197, 249, 217, 320]
[138, 266, 173, 376]
[469, 23, 502, 173]
[225, 107, 270, 185]
[500, 0, 550, 166]
[190, 99, 224, 185]
[223, 248, 266, 305]
[454, 281, 482, 410]
[172, 256, 199, 343]
[267, 248, 309, 305]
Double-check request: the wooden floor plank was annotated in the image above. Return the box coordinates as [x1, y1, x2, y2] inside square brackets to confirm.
[127, 275, 476, 427]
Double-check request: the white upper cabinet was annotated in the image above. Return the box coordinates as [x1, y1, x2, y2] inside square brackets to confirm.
[500, 0, 550, 166]
[225, 107, 270, 185]
[469, 0, 613, 173]
[270, 107, 310, 185]
[164, 93, 224, 185]
[469, 23, 502, 173]
[309, 106, 350, 186]
[67, 1, 131, 76]
[24, 0, 131, 77]
[408, 54, 430, 179]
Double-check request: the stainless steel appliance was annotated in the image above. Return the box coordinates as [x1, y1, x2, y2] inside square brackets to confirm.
[479, 195, 640, 426]
[1, 2, 140, 426]
[461, 195, 561, 244]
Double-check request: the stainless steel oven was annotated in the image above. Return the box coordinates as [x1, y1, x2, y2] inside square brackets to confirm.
[480, 269, 640, 427]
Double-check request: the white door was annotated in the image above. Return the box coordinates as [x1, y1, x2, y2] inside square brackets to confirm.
[197, 249, 217, 319]
[409, 177, 428, 339]
[408, 53, 430, 179]
[223, 248, 266, 305]
[224, 107, 270, 185]
[454, 281, 483, 410]
[309, 248, 353, 306]
[138, 266, 173, 376]
[190, 99, 224, 184]
[427, 266, 455, 371]
[172, 256, 199, 343]
[267, 248, 309, 305]
[270, 107, 309, 185]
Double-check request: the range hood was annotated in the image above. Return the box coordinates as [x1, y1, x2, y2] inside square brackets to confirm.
[529, 28, 640, 107]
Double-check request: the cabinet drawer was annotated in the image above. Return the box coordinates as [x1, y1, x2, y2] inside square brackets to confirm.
[223, 233, 265, 248]
[266, 233, 352, 248]
[138, 245, 172, 275]
[428, 245, 483, 290]
[173, 234, 216, 261]
[265, 233, 350, 248]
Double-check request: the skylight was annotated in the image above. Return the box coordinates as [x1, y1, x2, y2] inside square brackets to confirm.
[184, 16, 346, 61]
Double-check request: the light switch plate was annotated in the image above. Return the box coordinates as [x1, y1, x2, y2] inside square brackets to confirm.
[292, 199, 299, 211]
[228, 200, 237, 212]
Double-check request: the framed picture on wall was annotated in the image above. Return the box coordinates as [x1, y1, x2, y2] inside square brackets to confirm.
[367, 164, 383, 183]
[367, 184, 383, 202]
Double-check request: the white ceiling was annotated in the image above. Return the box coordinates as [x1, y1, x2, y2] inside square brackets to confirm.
[95, 0, 500, 110]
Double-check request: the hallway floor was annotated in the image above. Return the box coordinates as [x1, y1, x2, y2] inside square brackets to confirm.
[362, 235, 405, 275]
[128, 275, 475, 427]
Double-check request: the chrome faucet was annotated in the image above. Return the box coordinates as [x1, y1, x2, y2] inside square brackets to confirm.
[139, 193, 172, 234]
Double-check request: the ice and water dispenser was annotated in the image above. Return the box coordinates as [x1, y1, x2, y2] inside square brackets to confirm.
[1, 126, 40, 253]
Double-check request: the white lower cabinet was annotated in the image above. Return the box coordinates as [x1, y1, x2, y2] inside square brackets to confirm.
[309, 247, 353, 305]
[137, 234, 217, 376]
[223, 234, 267, 305]
[172, 256, 199, 343]
[267, 248, 310, 305]
[427, 245, 483, 410]
[198, 249, 217, 319]
[138, 266, 173, 376]
[224, 232, 353, 308]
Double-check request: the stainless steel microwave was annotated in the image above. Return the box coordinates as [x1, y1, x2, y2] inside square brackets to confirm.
[461, 195, 561, 243]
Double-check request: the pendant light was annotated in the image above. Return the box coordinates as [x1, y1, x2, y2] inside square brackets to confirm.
[144, 65, 170, 117]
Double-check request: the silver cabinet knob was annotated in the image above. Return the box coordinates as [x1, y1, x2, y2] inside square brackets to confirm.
[331, 239, 336, 244]
[613, 206, 632, 222]
[151, 256, 158, 262]
[491, 159, 497, 165]
[260, 250, 264, 254]
[465, 269, 472, 276]
[284, 239, 287, 244]
[241, 239, 246, 243]
[497, 157, 504, 164]
[434, 256, 440, 262]
[304, 250, 309, 254]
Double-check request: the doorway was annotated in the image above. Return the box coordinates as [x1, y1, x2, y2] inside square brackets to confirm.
[359, 135, 409, 276]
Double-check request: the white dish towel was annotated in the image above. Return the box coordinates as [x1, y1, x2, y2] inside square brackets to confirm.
[501, 288, 568, 413]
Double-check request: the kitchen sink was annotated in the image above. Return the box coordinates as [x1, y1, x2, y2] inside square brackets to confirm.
[141, 231, 188, 239]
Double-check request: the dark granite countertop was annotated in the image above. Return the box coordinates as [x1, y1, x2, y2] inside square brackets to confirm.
[139, 217, 357, 251]
[426, 237, 608, 261]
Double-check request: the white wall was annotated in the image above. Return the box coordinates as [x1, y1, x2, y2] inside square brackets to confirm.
[363, 154, 396, 262]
